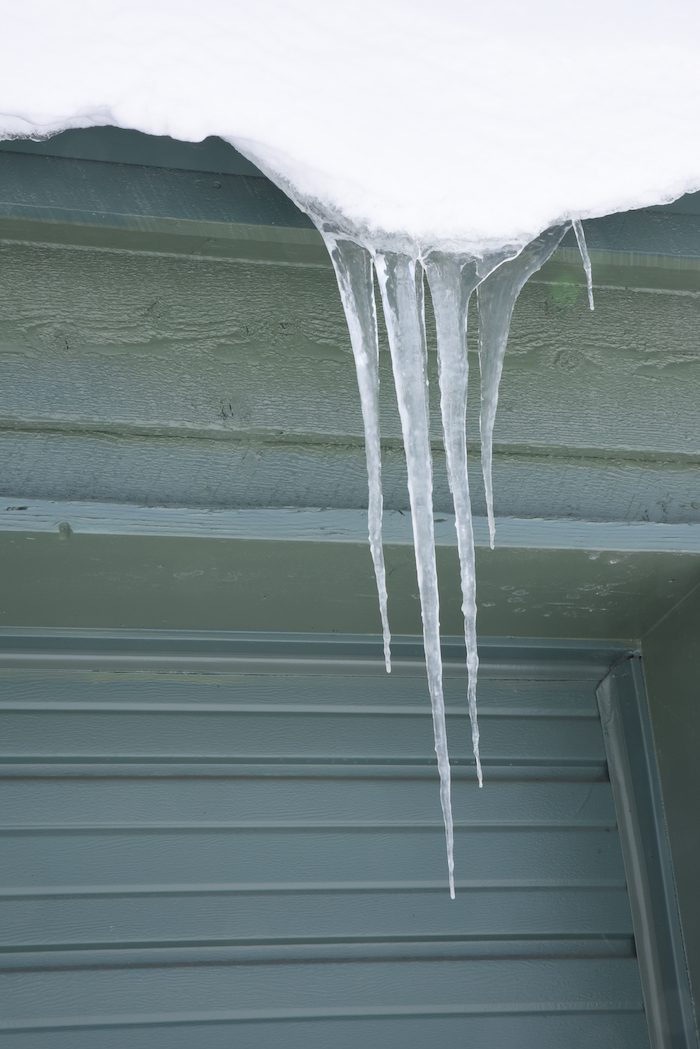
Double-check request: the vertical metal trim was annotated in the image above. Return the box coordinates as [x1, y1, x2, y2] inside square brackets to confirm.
[597, 655, 698, 1049]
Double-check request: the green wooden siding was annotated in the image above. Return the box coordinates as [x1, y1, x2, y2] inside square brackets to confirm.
[0, 239, 697, 525]
[0, 632, 650, 1047]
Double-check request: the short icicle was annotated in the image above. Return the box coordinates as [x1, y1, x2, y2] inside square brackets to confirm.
[572, 219, 595, 311]
[324, 236, 392, 672]
[476, 226, 568, 547]
[374, 250, 456, 898]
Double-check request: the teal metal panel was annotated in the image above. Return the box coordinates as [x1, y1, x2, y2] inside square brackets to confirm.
[0, 633, 649, 1046]
[642, 587, 700, 1026]
[0, 127, 262, 176]
[598, 657, 699, 1048]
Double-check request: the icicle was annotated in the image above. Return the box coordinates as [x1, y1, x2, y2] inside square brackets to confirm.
[323, 236, 392, 672]
[423, 252, 503, 787]
[477, 226, 568, 547]
[374, 250, 455, 898]
[314, 220, 586, 896]
[572, 218, 595, 311]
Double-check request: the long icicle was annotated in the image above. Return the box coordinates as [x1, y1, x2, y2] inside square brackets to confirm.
[424, 251, 513, 786]
[323, 236, 392, 672]
[374, 250, 455, 898]
[572, 219, 595, 311]
[424, 253, 483, 786]
[477, 226, 568, 548]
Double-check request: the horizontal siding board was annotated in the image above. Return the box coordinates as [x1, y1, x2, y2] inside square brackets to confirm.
[0, 241, 696, 458]
[5, 500, 700, 555]
[1, 956, 644, 1022]
[0, 828, 626, 889]
[0, 635, 648, 1047]
[0, 670, 600, 715]
[2, 430, 697, 525]
[0, 239, 698, 527]
[0, 710, 606, 763]
[0, 1012, 651, 1049]
[0, 631, 620, 671]
[0, 778, 616, 827]
[0, 887, 633, 948]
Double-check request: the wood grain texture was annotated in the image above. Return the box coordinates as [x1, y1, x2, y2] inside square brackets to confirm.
[3, 500, 700, 552]
[0, 241, 697, 455]
[0, 240, 697, 524]
[1, 431, 696, 523]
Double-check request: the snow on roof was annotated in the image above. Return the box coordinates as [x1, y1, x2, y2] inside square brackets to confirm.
[1, 0, 699, 252]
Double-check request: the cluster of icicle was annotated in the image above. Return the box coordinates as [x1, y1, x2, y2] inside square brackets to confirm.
[313, 217, 591, 897]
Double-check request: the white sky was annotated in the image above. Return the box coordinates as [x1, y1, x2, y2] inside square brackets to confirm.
[1, 0, 699, 252]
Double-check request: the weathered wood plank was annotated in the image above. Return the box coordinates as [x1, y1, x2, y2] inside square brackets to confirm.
[3, 499, 700, 552]
[1, 430, 696, 523]
[0, 529, 697, 639]
[0, 242, 697, 459]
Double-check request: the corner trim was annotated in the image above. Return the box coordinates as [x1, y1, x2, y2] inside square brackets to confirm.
[597, 655, 698, 1049]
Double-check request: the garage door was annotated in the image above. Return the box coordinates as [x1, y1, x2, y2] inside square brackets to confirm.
[0, 632, 653, 1047]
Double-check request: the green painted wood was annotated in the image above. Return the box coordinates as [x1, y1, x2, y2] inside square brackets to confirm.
[2, 431, 697, 523]
[0, 241, 697, 458]
[3, 499, 700, 552]
[0, 528, 697, 639]
[0, 239, 697, 528]
[0, 634, 648, 1046]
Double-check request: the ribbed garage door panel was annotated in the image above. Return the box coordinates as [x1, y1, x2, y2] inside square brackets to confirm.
[0, 637, 649, 1047]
